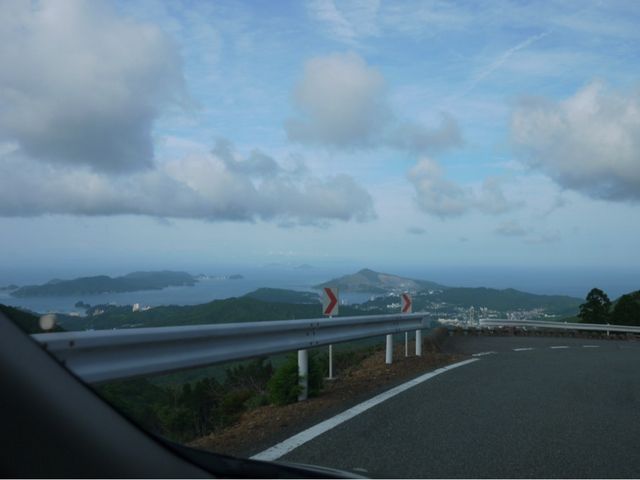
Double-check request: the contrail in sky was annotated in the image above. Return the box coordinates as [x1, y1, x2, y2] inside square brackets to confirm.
[453, 30, 551, 100]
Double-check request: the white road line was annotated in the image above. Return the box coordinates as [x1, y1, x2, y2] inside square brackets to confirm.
[472, 351, 497, 357]
[251, 358, 480, 461]
[582, 345, 600, 348]
[513, 347, 534, 351]
[550, 346, 569, 349]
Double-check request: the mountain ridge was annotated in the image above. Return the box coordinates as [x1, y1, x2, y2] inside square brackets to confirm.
[314, 268, 447, 293]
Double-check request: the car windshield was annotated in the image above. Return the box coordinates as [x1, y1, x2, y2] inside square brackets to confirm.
[2, 1, 640, 478]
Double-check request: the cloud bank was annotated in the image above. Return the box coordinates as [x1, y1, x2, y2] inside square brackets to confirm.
[0, 2, 375, 225]
[286, 52, 462, 153]
[0, 141, 374, 224]
[0, 0, 185, 173]
[407, 158, 515, 218]
[511, 81, 640, 202]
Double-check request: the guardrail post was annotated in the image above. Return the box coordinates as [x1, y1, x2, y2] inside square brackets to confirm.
[405, 332, 408, 357]
[415, 329, 422, 356]
[298, 349, 308, 401]
[385, 334, 393, 364]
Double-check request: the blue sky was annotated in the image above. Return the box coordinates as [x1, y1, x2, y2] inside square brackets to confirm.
[1, 0, 640, 279]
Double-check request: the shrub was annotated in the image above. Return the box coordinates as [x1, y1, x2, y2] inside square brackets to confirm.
[267, 353, 324, 405]
[218, 389, 254, 426]
[224, 357, 273, 393]
[267, 355, 300, 405]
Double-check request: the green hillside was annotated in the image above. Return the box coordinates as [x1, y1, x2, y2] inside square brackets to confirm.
[56, 296, 383, 331]
[436, 287, 582, 315]
[360, 287, 582, 316]
[243, 288, 320, 304]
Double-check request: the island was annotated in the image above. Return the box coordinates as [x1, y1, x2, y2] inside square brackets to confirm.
[314, 268, 447, 294]
[10, 271, 197, 297]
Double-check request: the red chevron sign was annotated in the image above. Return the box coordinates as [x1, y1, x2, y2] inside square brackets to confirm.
[322, 287, 338, 316]
[401, 293, 412, 313]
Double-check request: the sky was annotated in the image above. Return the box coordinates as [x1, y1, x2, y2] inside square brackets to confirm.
[1, 0, 640, 280]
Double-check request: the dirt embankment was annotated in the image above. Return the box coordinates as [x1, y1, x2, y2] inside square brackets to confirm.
[189, 328, 462, 458]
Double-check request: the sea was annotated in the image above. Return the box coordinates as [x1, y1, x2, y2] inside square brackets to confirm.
[0, 264, 638, 315]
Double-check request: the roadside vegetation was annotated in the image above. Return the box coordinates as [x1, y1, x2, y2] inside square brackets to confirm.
[96, 345, 375, 444]
[578, 288, 640, 326]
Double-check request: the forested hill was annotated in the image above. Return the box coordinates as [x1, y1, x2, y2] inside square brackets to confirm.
[436, 287, 582, 315]
[10, 271, 197, 297]
[52, 296, 382, 332]
[242, 288, 320, 304]
[360, 287, 582, 316]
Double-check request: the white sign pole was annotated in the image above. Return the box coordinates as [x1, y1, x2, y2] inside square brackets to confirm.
[322, 288, 338, 380]
[401, 292, 416, 357]
[297, 349, 308, 401]
[405, 331, 408, 357]
[385, 334, 393, 364]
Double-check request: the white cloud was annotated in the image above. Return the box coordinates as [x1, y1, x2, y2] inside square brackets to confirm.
[476, 177, 516, 214]
[494, 220, 528, 237]
[524, 231, 561, 245]
[0, 0, 185, 173]
[511, 81, 640, 201]
[408, 158, 517, 218]
[407, 158, 472, 217]
[0, 141, 375, 224]
[494, 220, 561, 245]
[286, 52, 389, 148]
[286, 52, 462, 153]
[406, 226, 426, 235]
[388, 114, 462, 154]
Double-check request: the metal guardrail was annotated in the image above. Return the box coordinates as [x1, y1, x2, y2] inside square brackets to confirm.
[479, 318, 640, 334]
[32, 313, 428, 383]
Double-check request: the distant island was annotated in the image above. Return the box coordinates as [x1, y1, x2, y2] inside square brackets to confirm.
[3, 267, 603, 331]
[0, 284, 19, 292]
[295, 264, 314, 270]
[315, 268, 447, 294]
[10, 271, 198, 297]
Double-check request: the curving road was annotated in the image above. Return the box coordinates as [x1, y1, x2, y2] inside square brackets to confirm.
[270, 336, 640, 478]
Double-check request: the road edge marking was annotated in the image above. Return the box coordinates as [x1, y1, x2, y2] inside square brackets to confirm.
[251, 358, 480, 461]
[472, 351, 496, 357]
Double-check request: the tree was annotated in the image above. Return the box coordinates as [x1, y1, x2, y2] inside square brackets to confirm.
[612, 293, 640, 326]
[578, 288, 611, 324]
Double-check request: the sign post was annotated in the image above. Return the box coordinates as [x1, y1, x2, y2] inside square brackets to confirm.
[401, 293, 413, 357]
[322, 287, 339, 380]
[401, 292, 422, 356]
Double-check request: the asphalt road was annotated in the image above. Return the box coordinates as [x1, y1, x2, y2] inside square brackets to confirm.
[277, 336, 640, 478]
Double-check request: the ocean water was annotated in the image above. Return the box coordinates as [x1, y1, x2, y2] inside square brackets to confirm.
[0, 265, 637, 315]
[0, 266, 376, 314]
